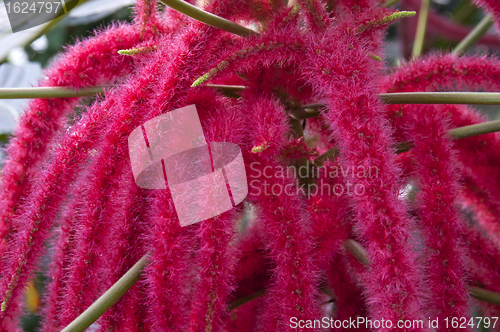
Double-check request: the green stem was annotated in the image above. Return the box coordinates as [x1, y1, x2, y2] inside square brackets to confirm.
[204, 88, 500, 107]
[205, 84, 246, 92]
[412, 0, 430, 58]
[291, 93, 500, 120]
[289, 104, 321, 119]
[60, 254, 149, 332]
[204, 84, 246, 98]
[295, 92, 500, 119]
[0, 86, 105, 99]
[448, 119, 500, 139]
[469, 286, 500, 306]
[228, 290, 267, 310]
[381, 92, 500, 105]
[158, 0, 258, 37]
[385, 0, 402, 7]
[317, 119, 500, 158]
[344, 239, 370, 266]
[452, 14, 493, 55]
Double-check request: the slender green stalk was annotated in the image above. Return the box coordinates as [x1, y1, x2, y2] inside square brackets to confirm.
[412, 0, 430, 58]
[381, 92, 500, 105]
[228, 290, 267, 310]
[4, 89, 500, 105]
[60, 254, 149, 332]
[448, 119, 500, 139]
[290, 104, 321, 119]
[158, 0, 258, 37]
[317, 119, 500, 157]
[291, 93, 500, 119]
[453, 15, 493, 55]
[203, 88, 500, 107]
[205, 84, 246, 92]
[0, 86, 105, 99]
[469, 286, 500, 306]
[385, 0, 402, 7]
[344, 239, 370, 266]
[205, 84, 246, 98]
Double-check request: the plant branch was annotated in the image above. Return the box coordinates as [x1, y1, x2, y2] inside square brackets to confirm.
[60, 254, 149, 332]
[288, 92, 500, 120]
[385, 0, 402, 7]
[452, 14, 493, 55]
[203, 88, 500, 107]
[204, 84, 246, 98]
[412, 0, 430, 58]
[158, 0, 258, 37]
[228, 290, 267, 310]
[381, 92, 500, 105]
[344, 239, 370, 265]
[0, 86, 105, 99]
[448, 119, 500, 139]
[469, 286, 500, 306]
[316, 119, 500, 159]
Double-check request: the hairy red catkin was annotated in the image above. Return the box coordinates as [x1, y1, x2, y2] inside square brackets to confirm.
[54, 44, 183, 326]
[297, 0, 330, 33]
[95, 173, 150, 332]
[57, 156, 143, 324]
[307, 157, 351, 272]
[399, 104, 471, 329]
[327, 253, 369, 332]
[461, 222, 500, 317]
[52, 6, 236, 321]
[124, 1, 261, 328]
[243, 92, 321, 331]
[380, 55, 500, 235]
[228, 223, 272, 308]
[182, 89, 245, 332]
[41, 184, 84, 332]
[0, 94, 119, 329]
[380, 55, 500, 319]
[303, 23, 427, 330]
[0, 23, 146, 255]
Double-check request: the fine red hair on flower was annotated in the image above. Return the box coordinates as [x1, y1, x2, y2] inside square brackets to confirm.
[0, 23, 146, 259]
[380, 54, 500, 235]
[398, 104, 471, 327]
[4, 0, 500, 331]
[302, 23, 427, 328]
[243, 92, 322, 330]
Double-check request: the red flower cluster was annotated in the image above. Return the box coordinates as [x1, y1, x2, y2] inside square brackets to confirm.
[1, 0, 500, 331]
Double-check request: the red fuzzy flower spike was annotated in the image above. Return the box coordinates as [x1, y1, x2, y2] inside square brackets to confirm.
[244, 92, 322, 331]
[399, 104, 471, 328]
[0, 23, 146, 258]
[303, 20, 427, 330]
